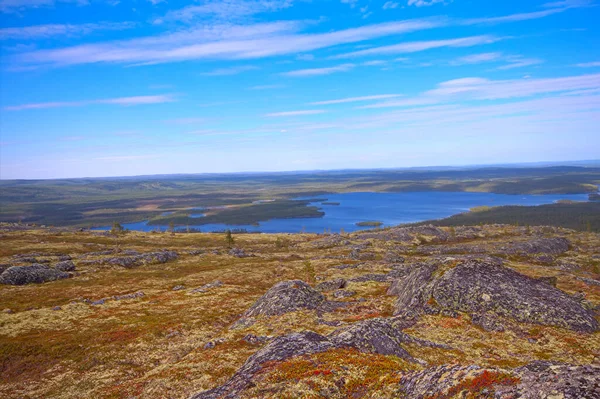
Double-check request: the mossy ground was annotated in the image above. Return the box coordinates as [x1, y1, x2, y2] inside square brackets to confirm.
[0, 225, 598, 398]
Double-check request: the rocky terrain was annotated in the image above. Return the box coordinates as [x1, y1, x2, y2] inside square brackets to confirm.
[0, 223, 599, 398]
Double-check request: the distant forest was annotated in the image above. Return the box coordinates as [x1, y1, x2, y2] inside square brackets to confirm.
[414, 202, 600, 232]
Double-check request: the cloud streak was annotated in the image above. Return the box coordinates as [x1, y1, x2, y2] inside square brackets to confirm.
[4, 94, 175, 111]
[311, 94, 402, 105]
[265, 110, 326, 117]
[282, 63, 355, 77]
[0, 22, 135, 39]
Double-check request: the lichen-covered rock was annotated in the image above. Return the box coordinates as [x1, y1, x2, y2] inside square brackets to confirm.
[54, 260, 76, 272]
[228, 248, 251, 258]
[0, 264, 71, 285]
[240, 280, 325, 319]
[399, 362, 600, 399]
[355, 225, 449, 244]
[193, 318, 447, 399]
[390, 260, 598, 332]
[501, 237, 571, 256]
[315, 278, 347, 292]
[328, 317, 448, 362]
[191, 331, 335, 399]
[106, 250, 178, 268]
[190, 280, 223, 293]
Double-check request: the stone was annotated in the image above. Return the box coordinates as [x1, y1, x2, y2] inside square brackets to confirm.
[315, 278, 347, 292]
[191, 280, 223, 293]
[0, 264, 71, 285]
[172, 285, 186, 291]
[54, 260, 76, 272]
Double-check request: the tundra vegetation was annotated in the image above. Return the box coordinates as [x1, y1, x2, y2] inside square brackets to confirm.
[0, 222, 599, 398]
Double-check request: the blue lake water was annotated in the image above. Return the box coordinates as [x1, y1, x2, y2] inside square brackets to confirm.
[92, 191, 589, 234]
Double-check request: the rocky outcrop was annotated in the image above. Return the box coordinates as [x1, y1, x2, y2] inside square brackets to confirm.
[0, 264, 71, 285]
[54, 260, 76, 272]
[355, 225, 449, 244]
[105, 250, 178, 268]
[501, 237, 571, 256]
[315, 278, 347, 292]
[238, 280, 325, 319]
[398, 362, 600, 399]
[389, 260, 598, 332]
[192, 318, 447, 399]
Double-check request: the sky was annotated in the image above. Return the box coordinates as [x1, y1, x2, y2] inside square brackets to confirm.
[0, 0, 599, 179]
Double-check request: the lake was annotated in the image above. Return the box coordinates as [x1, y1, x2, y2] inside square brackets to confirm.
[92, 191, 590, 233]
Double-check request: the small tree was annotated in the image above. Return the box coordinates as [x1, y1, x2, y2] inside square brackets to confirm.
[168, 221, 175, 234]
[111, 222, 124, 236]
[225, 229, 235, 247]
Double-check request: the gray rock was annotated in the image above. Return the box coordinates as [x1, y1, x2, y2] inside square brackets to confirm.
[191, 280, 223, 294]
[113, 291, 144, 301]
[228, 248, 251, 258]
[239, 280, 325, 319]
[389, 260, 598, 333]
[54, 260, 76, 272]
[502, 237, 570, 256]
[333, 289, 356, 298]
[0, 264, 71, 285]
[315, 278, 347, 292]
[355, 225, 449, 244]
[172, 285, 186, 291]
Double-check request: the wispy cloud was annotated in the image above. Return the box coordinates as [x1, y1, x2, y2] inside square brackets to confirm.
[248, 84, 285, 90]
[0, 22, 134, 39]
[332, 35, 501, 59]
[451, 52, 503, 65]
[265, 110, 326, 117]
[282, 63, 355, 77]
[4, 94, 175, 111]
[382, 1, 399, 10]
[496, 56, 543, 70]
[201, 65, 259, 75]
[0, 0, 86, 13]
[576, 61, 600, 67]
[154, 0, 293, 24]
[408, 0, 446, 7]
[10, 19, 444, 69]
[311, 94, 402, 105]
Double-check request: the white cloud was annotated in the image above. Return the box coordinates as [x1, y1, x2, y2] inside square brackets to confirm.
[311, 94, 402, 105]
[408, 0, 446, 7]
[383, 2, 399, 10]
[0, 22, 135, 39]
[0, 0, 86, 13]
[11, 19, 443, 69]
[496, 56, 543, 70]
[451, 52, 503, 65]
[576, 61, 600, 67]
[4, 94, 175, 111]
[201, 65, 258, 75]
[155, 0, 293, 24]
[249, 84, 285, 90]
[332, 35, 501, 59]
[265, 110, 326, 117]
[282, 63, 355, 77]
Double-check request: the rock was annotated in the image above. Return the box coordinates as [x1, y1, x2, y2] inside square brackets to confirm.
[204, 338, 226, 350]
[113, 291, 144, 301]
[242, 334, 273, 345]
[502, 237, 570, 256]
[349, 273, 390, 283]
[577, 276, 600, 287]
[349, 248, 376, 261]
[172, 285, 186, 291]
[389, 260, 598, 333]
[91, 299, 106, 306]
[399, 362, 600, 399]
[191, 280, 223, 293]
[383, 252, 405, 263]
[188, 250, 204, 255]
[238, 280, 325, 319]
[328, 317, 448, 362]
[537, 276, 558, 287]
[192, 318, 447, 399]
[315, 278, 347, 292]
[229, 248, 251, 258]
[0, 264, 71, 285]
[191, 331, 335, 399]
[106, 250, 178, 268]
[54, 260, 76, 272]
[333, 289, 356, 298]
[3, 308, 13, 314]
[52, 306, 62, 311]
[355, 225, 449, 244]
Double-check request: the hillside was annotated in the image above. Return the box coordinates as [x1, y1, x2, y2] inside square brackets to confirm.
[1, 223, 599, 398]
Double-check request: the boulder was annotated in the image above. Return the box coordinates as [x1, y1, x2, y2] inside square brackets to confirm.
[315, 278, 347, 292]
[355, 225, 449, 244]
[389, 260, 598, 333]
[54, 260, 76, 272]
[239, 280, 325, 319]
[0, 264, 71, 285]
[501, 237, 570, 256]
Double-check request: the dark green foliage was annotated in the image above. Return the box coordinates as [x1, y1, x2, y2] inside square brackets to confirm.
[412, 202, 600, 232]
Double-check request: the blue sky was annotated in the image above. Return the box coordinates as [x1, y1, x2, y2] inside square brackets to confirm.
[1, 0, 599, 179]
